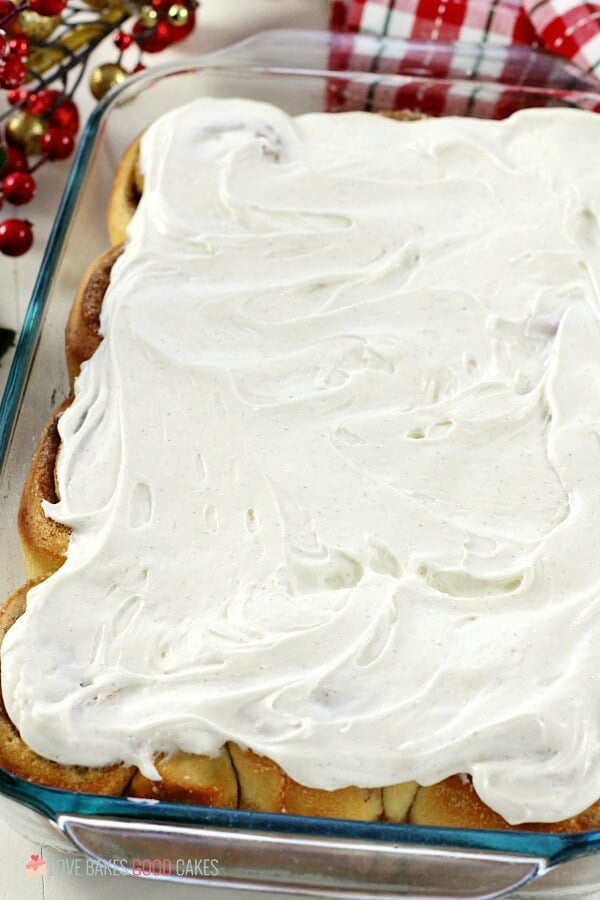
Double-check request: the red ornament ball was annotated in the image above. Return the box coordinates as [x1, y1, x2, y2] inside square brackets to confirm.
[27, 88, 61, 117]
[0, 31, 6, 57]
[28, 0, 67, 15]
[50, 98, 79, 134]
[0, 56, 27, 90]
[0, 147, 28, 175]
[0, 218, 33, 256]
[151, 0, 171, 10]
[2, 171, 36, 205]
[114, 30, 132, 51]
[41, 126, 74, 160]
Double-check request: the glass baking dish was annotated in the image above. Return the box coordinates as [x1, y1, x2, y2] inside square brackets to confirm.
[1, 28, 600, 899]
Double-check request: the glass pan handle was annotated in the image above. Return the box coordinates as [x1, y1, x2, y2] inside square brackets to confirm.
[57, 813, 548, 898]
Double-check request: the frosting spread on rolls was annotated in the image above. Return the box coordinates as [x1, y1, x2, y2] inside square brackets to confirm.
[4, 99, 600, 824]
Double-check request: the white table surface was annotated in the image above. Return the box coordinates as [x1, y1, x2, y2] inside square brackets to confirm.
[0, 2, 329, 896]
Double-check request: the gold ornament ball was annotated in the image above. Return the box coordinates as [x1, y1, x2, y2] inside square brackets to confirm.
[5, 111, 47, 156]
[138, 4, 158, 26]
[13, 10, 61, 40]
[167, 3, 189, 26]
[89, 63, 128, 100]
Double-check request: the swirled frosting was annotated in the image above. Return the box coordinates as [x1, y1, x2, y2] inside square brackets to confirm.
[4, 100, 600, 824]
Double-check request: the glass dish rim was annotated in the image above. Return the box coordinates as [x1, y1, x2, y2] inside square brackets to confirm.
[0, 28, 599, 864]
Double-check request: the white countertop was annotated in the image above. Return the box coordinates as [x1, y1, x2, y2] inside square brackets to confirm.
[0, 2, 329, 896]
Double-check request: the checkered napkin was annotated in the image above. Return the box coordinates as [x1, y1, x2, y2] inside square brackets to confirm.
[328, 0, 600, 116]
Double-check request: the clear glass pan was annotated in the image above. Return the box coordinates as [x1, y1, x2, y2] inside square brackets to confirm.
[1, 29, 600, 898]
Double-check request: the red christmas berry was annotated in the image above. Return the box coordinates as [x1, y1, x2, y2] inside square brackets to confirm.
[41, 127, 74, 160]
[133, 62, 146, 73]
[114, 30, 132, 51]
[0, 31, 6, 56]
[7, 88, 30, 106]
[28, 0, 66, 15]
[0, 218, 33, 256]
[27, 88, 61, 117]
[0, 147, 28, 175]
[0, 56, 27, 90]
[133, 19, 172, 53]
[50, 98, 79, 134]
[2, 171, 36, 205]
[151, 0, 171, 10]
[8, 37, 30, 58]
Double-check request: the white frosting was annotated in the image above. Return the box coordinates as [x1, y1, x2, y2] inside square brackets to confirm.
[3, 100, 600, 825]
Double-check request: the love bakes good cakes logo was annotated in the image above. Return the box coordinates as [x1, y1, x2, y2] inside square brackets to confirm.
[24, 853, 220, 878]
[24, 854, 46, 877]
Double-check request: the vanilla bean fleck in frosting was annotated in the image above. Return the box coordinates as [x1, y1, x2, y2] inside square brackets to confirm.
[3, 99, 600, 824]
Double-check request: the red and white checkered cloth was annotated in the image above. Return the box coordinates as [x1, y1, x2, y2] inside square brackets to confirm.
[328, 0, 600, 115]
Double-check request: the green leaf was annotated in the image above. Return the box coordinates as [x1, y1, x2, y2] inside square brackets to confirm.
[0, 146, 6, 174]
